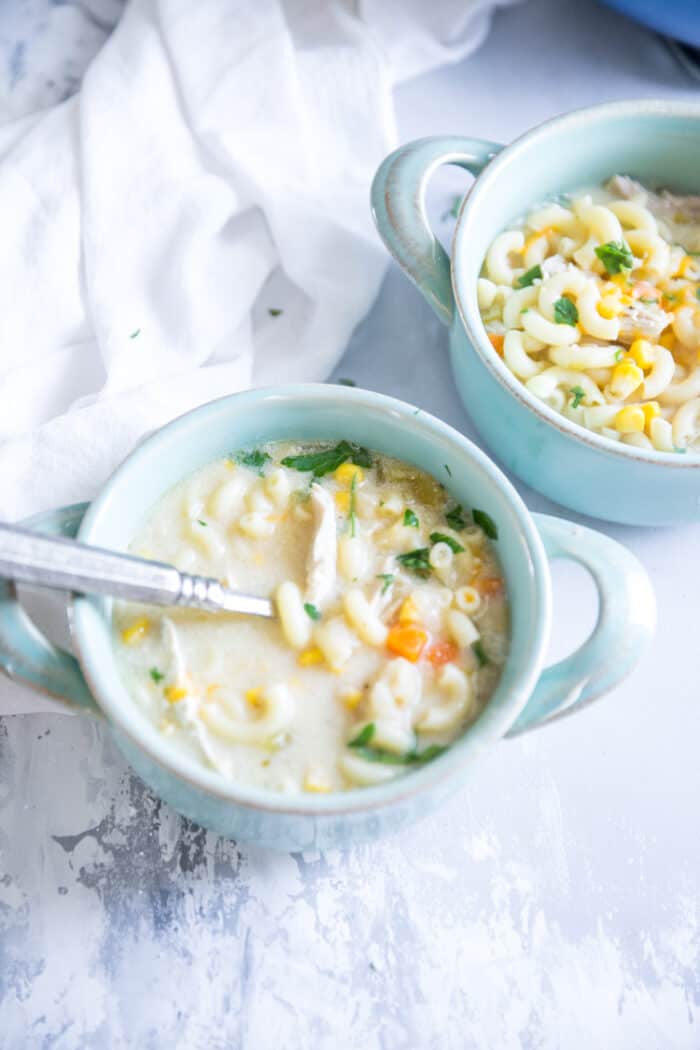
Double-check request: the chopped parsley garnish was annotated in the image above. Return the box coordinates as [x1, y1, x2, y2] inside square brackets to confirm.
[472, 508, 498, 540]
[337, 378, 356, 386]
[235, 449, 272, 475]
[268, 308, 283, 317]
[197, 519, 208, 527]
[553, 297, 579, 326]
[595, 240, 633, 275]
[444, 464, 452, 478]
[446, 504, 466, 530]
[350, 474, 358, 538]
[304, 602, 321, 621]
[377, 573, 395, 595]
[516, 264, 543, 288]
[430, 532, 465, 554]
[614, 348, 625, 362]
[281, 440, 371, 478]
[350, 742, 448, 766]
[697, 288, 700, 301]
[403, 508, 419, 528]
[396, 548, 432, 577]
[639, 296, 658, 304]
[473, 640, 489, 667]
[349, 723, 376, 748]
[149, 667, 165, 684]
[664, 292, 679, 303]
[569, 385, 586, 409]
[129, 328, 141, 339]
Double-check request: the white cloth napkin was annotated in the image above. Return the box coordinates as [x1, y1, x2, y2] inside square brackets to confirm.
[0, 0, 516, 714]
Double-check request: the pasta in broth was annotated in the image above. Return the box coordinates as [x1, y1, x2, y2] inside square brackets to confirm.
[479, 176, 700, 453]
[113, 441, 508, 794]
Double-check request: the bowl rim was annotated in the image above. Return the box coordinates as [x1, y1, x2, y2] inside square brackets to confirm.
[70, 383, 552, 818]
[452, 97, 700, 470]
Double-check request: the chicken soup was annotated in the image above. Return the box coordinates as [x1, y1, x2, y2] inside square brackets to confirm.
[479, 176, 700, 452]
[113, 441, 508, 793]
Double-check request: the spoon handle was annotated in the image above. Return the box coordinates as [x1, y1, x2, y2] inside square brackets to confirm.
[0, 523, 274, 618]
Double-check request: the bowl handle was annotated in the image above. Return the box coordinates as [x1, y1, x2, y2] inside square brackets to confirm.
[370, 135, 503, 326]
[506, 513, 656, 736]
[0, 503, 101, 715]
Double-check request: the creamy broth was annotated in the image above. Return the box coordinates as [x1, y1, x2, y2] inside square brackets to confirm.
[113, 441, 508, 794]
[479, 176, 700, 452]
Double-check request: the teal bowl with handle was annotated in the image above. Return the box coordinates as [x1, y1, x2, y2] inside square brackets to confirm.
[371, 100, 700, 525]
[0, 386, 655, 849]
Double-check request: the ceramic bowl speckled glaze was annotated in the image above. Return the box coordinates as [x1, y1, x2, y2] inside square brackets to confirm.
[0, 386, 655, 849]
[371, 99, 700, 525]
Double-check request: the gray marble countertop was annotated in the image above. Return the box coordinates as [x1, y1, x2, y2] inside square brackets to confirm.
[2, 1, 700, 1047]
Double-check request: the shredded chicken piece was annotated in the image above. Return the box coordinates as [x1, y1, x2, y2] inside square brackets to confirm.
[162, 617, 187, 682]
[618, 301, 672, 344]
[607, 175, 646, 201]
[305, 483, 337, 608]
[608, 174, 700, 222]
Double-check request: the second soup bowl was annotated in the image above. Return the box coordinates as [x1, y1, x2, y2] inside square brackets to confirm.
[0, 386, 655, 849]
[371, 99, 700, 525]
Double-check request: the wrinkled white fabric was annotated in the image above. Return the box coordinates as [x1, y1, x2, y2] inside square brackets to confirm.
[0, 0, 515, 713]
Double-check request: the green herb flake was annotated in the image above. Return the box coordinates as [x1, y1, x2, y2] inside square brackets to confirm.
[403, 508, 419, 528]
[553, 297, 579, 326]
[472, 508, 498, 540]
[349, 723, 376, 748]
[696, 288, 700, 302]
[639, 296, 658, 304]
[445, 504, 467, 530]
[337, 378, 356, 386]
[304, 602, 321, 621]
[430, 531, 465, 554]
[235, 449, 272, 475]
[664, 292, 679, 303]
[444, 464, 452, 478]
[516, 264, 543, 288]
[281, 440, 372, 478]
[149, 667, 165, 684]
[674, 446, 688, 454]
[595, 240, 634, 275]
[473, 640, 489, 667]
[350, 474, 358, 538]
[197, 519, 208, 527]
[396, 548, 432, 577]
[569, 385, 586, 409]
[350, 743, 447, 766]
[129, 328, 141, 339]
[614, 348, 625, 362]
[268, 308, 283, 317]
[377, 573, 394, 595]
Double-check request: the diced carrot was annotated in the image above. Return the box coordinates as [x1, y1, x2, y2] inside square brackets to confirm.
[426, 641, 459, 667]
[631, 281, 660, 302]
[488, 333, 505, 355]
[475, 576, 504, 597]
[386, 624, 428, 663]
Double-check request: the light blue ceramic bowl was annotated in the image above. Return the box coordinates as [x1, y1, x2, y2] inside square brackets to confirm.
[0, 386, 655, 850]
[371, 99, 700, 525]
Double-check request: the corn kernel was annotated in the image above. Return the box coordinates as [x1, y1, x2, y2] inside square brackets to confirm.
[609, 360, 644, 399]
[120, 617, 150, 644]
[597, 294, 623, 319]
[615, 405, 645, 434]
[642, 402, 660, 428]
[341, 689, 363, 710]
[334, 463, 364, 486]
[164, 685, 188, 703]
[629, 338, 655, 370]
[398, 597, 420, 624]
[334, 490, 350, 513]
[298, 647, 324, 667]
[225, 459, 235, 471]
[678, 255, 696, 278]
[303, 770, 332, 793]
[659, 330, 675, 350]
[245, 687, 263, 708]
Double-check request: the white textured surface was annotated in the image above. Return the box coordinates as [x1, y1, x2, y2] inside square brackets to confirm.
[2, 1, 700, 1047]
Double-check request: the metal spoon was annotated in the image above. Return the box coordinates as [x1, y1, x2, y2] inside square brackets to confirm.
[0, 523, 275, 618]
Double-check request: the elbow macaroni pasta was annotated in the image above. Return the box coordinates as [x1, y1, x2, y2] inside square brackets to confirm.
[479, 175, 700, 452]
